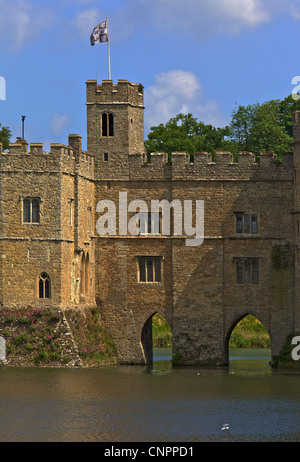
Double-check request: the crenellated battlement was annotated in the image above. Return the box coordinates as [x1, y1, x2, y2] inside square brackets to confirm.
[0, 138, 94, 178]
[86, 79, 144, 108]
[128, 150, 294, 181]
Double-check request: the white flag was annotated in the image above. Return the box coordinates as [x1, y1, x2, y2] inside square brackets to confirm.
[90, 20, 108, 46]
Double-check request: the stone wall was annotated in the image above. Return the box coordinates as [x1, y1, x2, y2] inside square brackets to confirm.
[0, 78, 298, 368]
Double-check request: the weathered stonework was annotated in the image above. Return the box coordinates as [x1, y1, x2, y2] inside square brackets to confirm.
[0, 78, 300, 367]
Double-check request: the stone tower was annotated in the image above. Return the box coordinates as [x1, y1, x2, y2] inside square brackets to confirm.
[86, 79, 146, 180]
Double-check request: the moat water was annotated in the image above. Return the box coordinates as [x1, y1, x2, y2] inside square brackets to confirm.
[0, 348, 299, 442]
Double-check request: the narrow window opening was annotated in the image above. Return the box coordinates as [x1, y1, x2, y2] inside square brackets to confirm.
[102, 113, 114, 137]
[237, 260, 243, 284]
[244, 214, 250, 233]
[252, 215, 258, 234]
[244, 260, 251, 284]
[139, 259, 146, 282]
[252, 259, 259, 284]
[23, 199, 30, 223]
[236, 214, 243, 233]
[109, 113, 114, 136]
[38, 273, 51, 299]
[102, 113, 108, 137]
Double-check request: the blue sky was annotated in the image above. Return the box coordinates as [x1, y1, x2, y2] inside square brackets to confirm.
[1, 0, 300, 151]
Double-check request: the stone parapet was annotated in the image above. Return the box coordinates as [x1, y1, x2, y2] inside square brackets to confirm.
[127, 151, 293, 182]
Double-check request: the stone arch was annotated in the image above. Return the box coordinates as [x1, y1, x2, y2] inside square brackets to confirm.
[141, 311, 172, 365]
[224, 311, 271, 364]
[38, 272, 51, 299]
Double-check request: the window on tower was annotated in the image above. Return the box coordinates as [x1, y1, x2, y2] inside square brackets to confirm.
[38, 272, 51, 299]
[102, 113, 114, 137]
[23, 198, 40, 223]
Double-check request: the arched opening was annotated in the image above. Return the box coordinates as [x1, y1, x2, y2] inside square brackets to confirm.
[38, 272, 51, 299]
[226, 314, 271, 372]
[141, 313, 172, 366]
[102, 112, 114, 137]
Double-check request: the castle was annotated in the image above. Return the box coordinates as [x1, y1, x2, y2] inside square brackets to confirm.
[1, 78, 300, 366]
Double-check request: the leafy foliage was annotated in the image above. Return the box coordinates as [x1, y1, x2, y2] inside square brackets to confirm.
[145, 94, 300, 162]
[0, 123, 11, 150]
[145, 113, 231, 162]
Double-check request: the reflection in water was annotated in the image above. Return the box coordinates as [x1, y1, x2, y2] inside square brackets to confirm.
[0, 348, 299, 442]
[229, 348, 271, 376]
[151, 348, 172, 375]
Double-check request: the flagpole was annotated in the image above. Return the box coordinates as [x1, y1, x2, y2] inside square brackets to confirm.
[107, 16, 111, 80]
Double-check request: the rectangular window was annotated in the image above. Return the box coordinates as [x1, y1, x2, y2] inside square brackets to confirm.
[104, 152, 109, 162]
[139, 212, 161, 235]
[23, 198, 40, 223]
[235, 213, 258, 234]
[138, 257, 162, 283]
[237, 259, 259, 284]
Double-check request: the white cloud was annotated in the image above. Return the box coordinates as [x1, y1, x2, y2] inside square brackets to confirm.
[71, 7, 103, 37]
[0, 0, 54, 52]
[287, 0, 300, 19]
[155, 0, 271, 34]
[112, 0, 272, 41]
[144, 70, 229, 132]
[50, 113, 72, 137]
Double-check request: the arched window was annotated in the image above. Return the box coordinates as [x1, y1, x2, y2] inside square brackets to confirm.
[38, 273, 51, 299]
[102, 112, 114, 137]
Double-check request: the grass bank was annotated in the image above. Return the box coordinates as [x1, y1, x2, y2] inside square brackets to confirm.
[229, 315, 270, 348]
[152, 313, 172, 347]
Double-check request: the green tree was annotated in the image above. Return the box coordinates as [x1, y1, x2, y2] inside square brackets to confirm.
[145, 113, 231, 162]
[230, 96, 300, 160]
[145, 95, 300, 163]
[278, 94, 300, 137]
[247, 100, 292, 158]
[229, 103, 258, 153]
[0, 123, 12, 150]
